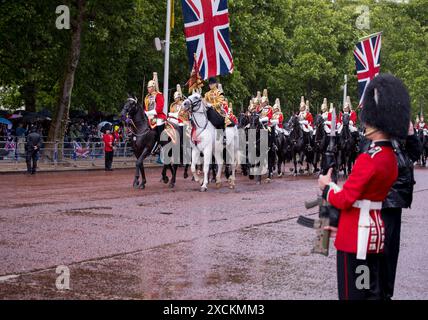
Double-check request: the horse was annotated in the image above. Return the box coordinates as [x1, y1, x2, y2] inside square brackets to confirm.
[181, 93, 221, 192]
[274, 124, 289, 178]
[312, 114, 328, 173]
[417, 128, 428, 166]
[120, 96, 156, 189]
[288, 115, 305, 175]
[237, 112, 250, 176]
[248, 112, 272, 184]
[337, 113, 358, 177]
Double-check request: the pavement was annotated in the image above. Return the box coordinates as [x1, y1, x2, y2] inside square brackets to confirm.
[0, 166, 427, 299]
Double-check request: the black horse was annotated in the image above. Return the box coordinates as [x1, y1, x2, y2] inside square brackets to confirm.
[248, 112, 275, 184]
[121, 96, 188, 189]
[312, 114, 328, 173]
[288, 115, 305, 175]
[274, 125, 290, 177]
[237, 112, 250, 176]
[120, 97, 156, 189]
[337, 113, 358, 177]
[417, 128, 428, 166]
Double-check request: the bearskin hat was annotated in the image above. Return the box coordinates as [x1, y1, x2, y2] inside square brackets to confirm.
[208, 77, 217, 85]
[360, 73, 410, 140]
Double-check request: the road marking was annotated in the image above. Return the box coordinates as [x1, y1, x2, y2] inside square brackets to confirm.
[0, 274, 19, 282]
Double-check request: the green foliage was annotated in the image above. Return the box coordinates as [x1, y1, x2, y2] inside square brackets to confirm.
[0, 0, 426, 117]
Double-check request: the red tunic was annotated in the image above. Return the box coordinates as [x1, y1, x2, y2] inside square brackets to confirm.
[275, 113, 284, 128]
[323, 142, 398, 254]
[305, 112, 313, 126]
[103, 133, 114, 152]
[339, 111, 357, 125]
[145, 92, 167, 120]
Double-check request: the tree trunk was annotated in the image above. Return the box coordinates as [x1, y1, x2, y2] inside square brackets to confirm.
[46, 0, 86, 161]
[20, 82, 36, 112]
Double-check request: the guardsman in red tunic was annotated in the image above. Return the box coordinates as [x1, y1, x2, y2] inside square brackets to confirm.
[298, 96, 313, 132]
[259, 89, 273, 126]
[318, 74, 411, 300]
[144, 72, 166, 153]
[338, 96, 358, 134]
[271, 98, 284, 129]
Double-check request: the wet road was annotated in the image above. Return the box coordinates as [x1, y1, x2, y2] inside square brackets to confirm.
[0, 167, 427, 299]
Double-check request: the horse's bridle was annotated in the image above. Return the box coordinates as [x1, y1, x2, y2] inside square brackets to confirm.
[122, 99, 149, 137]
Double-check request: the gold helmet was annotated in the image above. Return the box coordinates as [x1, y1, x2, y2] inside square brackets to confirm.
[273, 98, 281, 112]
[147, 72, 159, 92]
[299, 96, 306, 111]
[343, 96, 352, 112]
[218, 83, 224, 95]
[321, 98, 328, 113]
[253, 91, 261, 105]
[173, 84, 182, 100]
[261, 89, 269, 104]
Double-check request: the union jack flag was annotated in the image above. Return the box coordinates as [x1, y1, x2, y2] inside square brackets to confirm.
[181, 0, 234, 80]
[353, 32, 382, 107]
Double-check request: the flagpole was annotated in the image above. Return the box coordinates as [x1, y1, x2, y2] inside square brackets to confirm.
[358, 31, 382, 42]
[163, 0, 172, 115]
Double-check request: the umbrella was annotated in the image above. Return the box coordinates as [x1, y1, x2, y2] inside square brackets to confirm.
[98, 121, 112, 134]
[0, 117, 12, 126]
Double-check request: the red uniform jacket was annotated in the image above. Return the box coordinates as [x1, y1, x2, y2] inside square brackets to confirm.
[103, 133, 114, 152]
[305, 112, 313, 126]
[275, 113, 284, 128]
[339, 111, 357, 125]
[323, 141, 398, 254]
[145, 92, 167, 120]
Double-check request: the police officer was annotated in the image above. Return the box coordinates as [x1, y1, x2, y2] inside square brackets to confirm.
[25, 125, 42, 175]
[318, 74, 411, 300]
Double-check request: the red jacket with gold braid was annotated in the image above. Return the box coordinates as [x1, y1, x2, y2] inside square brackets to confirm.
[338, 111, 357, 125]
[145, 92, 167, 120]
[322, 141, 398, 254]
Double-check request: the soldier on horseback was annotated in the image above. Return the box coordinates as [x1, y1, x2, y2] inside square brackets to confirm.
[271, 98, 285, 133]
[320, 98, 333, 134]
[338, 96, 358, 135]
[298, 96, 313, 133]
[144, 72, 167, 154]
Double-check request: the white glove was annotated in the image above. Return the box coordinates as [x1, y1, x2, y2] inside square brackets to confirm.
[146, 109, 157, 117]
[168, 112, 179, 118]
[271, 119, 279, 125]
[299, 120, 308, 125]
[259, 117, 269, 123]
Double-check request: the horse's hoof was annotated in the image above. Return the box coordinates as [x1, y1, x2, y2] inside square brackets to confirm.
[133, 180, 139, 189]
[163, 176, 169, 184]
[169, 183, 175, 189]
[184, 172, 189, 179]
[216, 182, 222, 189]
[249, 175, 254, 180]
[211, 178, 216, 183]
[229, 183, 235, 189]
[299, 169, 304, 174]
[139, 184, 145, 190]
[200, 186, 207, 192]
[289, 168, 294, 172]
[293, 173, 297, 177]
[265, 178, 271, 183]
[278, 172, 283, 178]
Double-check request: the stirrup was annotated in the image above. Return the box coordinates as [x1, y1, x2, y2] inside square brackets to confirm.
[151, 142, 161, 155]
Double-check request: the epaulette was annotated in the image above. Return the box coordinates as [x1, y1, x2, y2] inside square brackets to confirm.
[366, 146, 382, 158]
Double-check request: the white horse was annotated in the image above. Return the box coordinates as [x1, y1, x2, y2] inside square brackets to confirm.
[183, 93, 241, 191]
[182, 93, 217, 192]
[215, 125, 240, 189]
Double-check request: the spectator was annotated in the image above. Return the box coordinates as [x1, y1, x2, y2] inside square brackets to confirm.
[102, 127, 114, 171]
[25, 125, 42, 175]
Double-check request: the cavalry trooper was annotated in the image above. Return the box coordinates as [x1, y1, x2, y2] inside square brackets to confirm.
[320, 98, 333, 134]
[416, 115, 427, 131]
[298, 96, 313, 133]
[259, 89, 273, 126]
[168, 84, 190, 137]
[217, 84, 237, 127]
[144, 72, 167, 154]
[271, 98, 285, 133]
[338, 96, 358, 135]
[318, 74, 411, 300]
[204, 77, 227, 128]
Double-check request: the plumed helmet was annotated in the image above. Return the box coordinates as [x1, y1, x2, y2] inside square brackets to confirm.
[218, 83, 224, 95]
[343, 96, 352, 111]
[261, 89, 269, 104]
[299, 96, 306, 112]
[174, 84, 183, 100]
[273, 98, 281, 112]
[306, 100, 310, 112]
[147, 72, 159, 92]
[253, 91, 261, 105]
[321, 98, 328, 112]
[360, 73, 411, 139]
